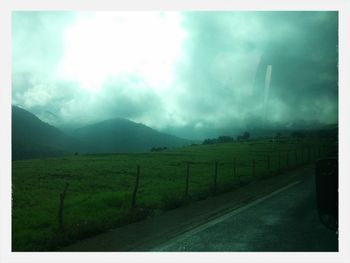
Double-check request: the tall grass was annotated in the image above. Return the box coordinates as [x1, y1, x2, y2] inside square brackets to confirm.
[12, 138, 329, 251]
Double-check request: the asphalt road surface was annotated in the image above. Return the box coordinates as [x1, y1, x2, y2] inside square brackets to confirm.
[152, 173, 338, 252]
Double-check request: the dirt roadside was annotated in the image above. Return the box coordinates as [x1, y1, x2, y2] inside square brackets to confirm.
[60, 164, 314, 252]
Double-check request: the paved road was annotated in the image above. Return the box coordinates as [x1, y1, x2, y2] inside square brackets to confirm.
[152, 174, 338, 252]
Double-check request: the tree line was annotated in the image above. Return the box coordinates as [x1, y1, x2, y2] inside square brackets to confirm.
[202, 131, 250, 145]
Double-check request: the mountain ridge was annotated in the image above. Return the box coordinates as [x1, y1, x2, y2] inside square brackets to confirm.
[12, 105, 90, 160]
[12, 106, 190, 159]
[73, 117, 190, 153]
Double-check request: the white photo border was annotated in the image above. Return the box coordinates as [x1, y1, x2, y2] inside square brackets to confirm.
[1, 1, 349, 263]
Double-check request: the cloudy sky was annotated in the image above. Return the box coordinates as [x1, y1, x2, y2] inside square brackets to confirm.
[12, 11, 338, 140]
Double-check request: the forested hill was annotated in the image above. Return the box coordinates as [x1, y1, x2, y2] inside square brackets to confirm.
[12, 106, 191, 159]
[72, 117, 190, 153]
[12, 106, 88, 160]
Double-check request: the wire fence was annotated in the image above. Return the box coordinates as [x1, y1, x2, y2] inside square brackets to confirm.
[56, 144, 333, 231]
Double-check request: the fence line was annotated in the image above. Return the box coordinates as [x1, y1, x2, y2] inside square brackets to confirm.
[213, 161, 218, 194]
[131, 146, 327, 206]
[233, 158, 237, 179]
[57, 144, 329, 233]
[131, 165, 140, 208]
[185, 162, 190, 198]
[58, 183, 69, 231]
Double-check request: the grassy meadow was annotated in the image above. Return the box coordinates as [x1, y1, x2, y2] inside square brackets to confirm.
[12, 138, 328, 251]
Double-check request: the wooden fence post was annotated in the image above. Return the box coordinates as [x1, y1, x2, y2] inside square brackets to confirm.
[314, 147, 317, 159]
[301, 148, 304, 163]
[185, 162, 190, 198]
[58, 183, 69, 231]
[252, 159, 256, 177]
[213, 161, 218, 194]
[131, 165, 140, 208]
[278, 152, 281, 172]
[233, 158, 236, 179]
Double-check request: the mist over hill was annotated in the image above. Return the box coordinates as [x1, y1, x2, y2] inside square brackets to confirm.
[72, 117, 191, 153]
[12, 105, 89, 160]
[12, 106, 192, 159]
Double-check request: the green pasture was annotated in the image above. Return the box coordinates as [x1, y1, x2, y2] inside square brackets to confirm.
[12, 138, 327, 251]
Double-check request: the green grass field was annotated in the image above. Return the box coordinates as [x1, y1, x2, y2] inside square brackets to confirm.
[12, 138, 328, 251]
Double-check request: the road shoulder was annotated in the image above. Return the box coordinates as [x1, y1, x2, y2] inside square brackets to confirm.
[61, 165, 313, 252]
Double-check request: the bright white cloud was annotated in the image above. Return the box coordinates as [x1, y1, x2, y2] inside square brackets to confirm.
[58, 12, 187, 93]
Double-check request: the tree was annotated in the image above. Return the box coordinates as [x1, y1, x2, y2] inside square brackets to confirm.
[237, 131, 250, 141]
[203, 138, 218, 144]
[217, 136, 234, 143]
[150, 147, 167, 152]
[243, 131, 250, 140]
[291, 131, 305, 138]
[275, 132, 282, 139]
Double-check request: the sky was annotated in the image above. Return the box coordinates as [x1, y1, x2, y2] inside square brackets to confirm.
[12, 11, 338, 140]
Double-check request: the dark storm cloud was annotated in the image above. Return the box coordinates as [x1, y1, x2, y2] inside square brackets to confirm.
[172, 11, 338, 137]
[259, 12, 338, 126]
[12, 11, 338, 140]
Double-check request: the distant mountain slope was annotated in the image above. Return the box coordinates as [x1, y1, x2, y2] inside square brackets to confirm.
[12, 106, 88, 160]
[73, 118, 190, 153]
